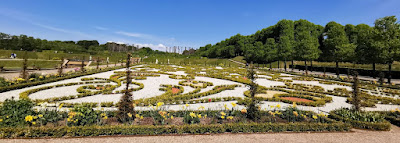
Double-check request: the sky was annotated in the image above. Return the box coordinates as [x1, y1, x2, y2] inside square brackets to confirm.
[0, 0, 399, 51]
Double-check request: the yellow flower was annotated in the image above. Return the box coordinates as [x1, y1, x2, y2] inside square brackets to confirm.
[157, 102, 164, 107]
[221, 116, 225, 119]
[58, 103, 64, 109]
[103, 116, 108, 120]
[204, 115, 207, 118]
[67, 118, 71, 122]
[312, 115, 318, 119]
[241, 108, 247, 114]
[276, 104, 281, 109]
[135, 114, 140, 118]
[292, 102, 297, 108]
[0, 119, 2, 122]
[33, 116, 38, 119]
[293, 111, 298, 117]
[185, 104, 189, 107]
[29, 78, 35, 81]
[127, 113, 132, 117]
[38, 114, 43, 118]
[227, 116, 233, 120]
[198, 106, 205, 110]
[275, 111, 281, 115]
[39, 76, 44, 79]
[197, 114, 202, 118]
[189, 112, 196, 118]
[224, 104, 228, 110]
[25, 115, 33, 122]
[231, 102, 237, 107]
[17, 78, 25, 82]
[32, 122, 36, 125]
[140, 116, 144, 119]
[170, 116, 174, 119]
[220, 111, 226, 116]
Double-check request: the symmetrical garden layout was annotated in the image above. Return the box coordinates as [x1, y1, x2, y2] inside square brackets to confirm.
[1, 64, 399, 113]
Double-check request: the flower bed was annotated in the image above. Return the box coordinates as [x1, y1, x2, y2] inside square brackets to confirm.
[329, 108, 391, 131]
[0, 66, 124, 93]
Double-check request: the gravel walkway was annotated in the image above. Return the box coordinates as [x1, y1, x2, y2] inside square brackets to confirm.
[2, 125, 400, 143]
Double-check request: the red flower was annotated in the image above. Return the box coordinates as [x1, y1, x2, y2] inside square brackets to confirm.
[208, 99, 212, 102]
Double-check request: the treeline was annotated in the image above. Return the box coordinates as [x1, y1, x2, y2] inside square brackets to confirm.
[197, 16, 400, 82]
[0, 33, 164, 55]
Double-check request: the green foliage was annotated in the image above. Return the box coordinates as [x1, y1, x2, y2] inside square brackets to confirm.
[0, 98, 35, 127]
[330, 108, 390, 130]
[0, 122, 351, 138]
[67, 105, 101, 126]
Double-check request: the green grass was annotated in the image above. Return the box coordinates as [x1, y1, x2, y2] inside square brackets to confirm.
[0, 59, 60, 69]
[294, 61, 400, 71]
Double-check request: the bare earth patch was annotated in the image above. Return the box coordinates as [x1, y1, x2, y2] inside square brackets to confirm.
[255, 90, 287, 98]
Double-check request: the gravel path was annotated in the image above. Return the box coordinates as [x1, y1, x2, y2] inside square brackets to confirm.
[2, 125, 400, 143]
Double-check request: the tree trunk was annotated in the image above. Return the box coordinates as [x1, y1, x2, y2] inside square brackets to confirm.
[310, 60, 313, 73]
[277, 60, 280, 70]
[284, 58, 287, 71]
[305, 60, 308, 75]
[372, 62, 376, 79]
[388, 62, 392, 84]
[336, 61, 339, 78]
[269, 62, 272, 70]
[291, 60, 294, 72]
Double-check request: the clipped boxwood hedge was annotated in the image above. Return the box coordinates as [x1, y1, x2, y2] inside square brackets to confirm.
[329, 111, 391, 131]
[0, 66, 124, 93]
[0, 122, 350, 138]
[385, 116, 400, 127]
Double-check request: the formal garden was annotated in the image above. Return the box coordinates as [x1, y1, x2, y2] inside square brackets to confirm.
[0, 52, 400, 138]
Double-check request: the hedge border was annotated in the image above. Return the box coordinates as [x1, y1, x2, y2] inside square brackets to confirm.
[328, 111, 391, 131]
[385, 116, 400, 127]
[0, 122, 350, 138]
[0, 66, 126, 93]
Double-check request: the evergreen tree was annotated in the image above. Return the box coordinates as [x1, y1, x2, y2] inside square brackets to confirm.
[117, 53, 135, 122]
[246, 62, 260, 121]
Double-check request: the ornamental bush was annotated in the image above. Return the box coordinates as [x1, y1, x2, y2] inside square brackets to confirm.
[0, 98, 35, 127]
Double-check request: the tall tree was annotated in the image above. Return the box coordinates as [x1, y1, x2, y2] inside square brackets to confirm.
[355, 24, 381, 78]
[276, 20, 295, 71]
[322, 21, 351, 77]
[294, 19, 321, 75]
[374, 16, 400, 83]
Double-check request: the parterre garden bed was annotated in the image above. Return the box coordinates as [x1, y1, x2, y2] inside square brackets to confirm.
[1, 64, 400, 137]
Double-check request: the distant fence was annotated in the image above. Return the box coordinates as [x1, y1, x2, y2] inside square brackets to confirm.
[290, 65, 400, 79]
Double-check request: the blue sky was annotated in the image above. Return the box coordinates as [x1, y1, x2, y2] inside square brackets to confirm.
[0, 0, 399, 51]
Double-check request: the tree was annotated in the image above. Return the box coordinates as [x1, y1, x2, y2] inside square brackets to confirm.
[294, 20, 321, 75]
[276, 20, 295, 71]
[352, 71, 361, 112]
[58, 57, 64, 76]
[117, 53, 135, 122]
[355, 24, 380, 78]
[20, 52, 28, 79]
[246, 62, 260, 120]
[264, 38, 277, 69]
[374, 16, 400, 84]
[322, 21, 351, 77]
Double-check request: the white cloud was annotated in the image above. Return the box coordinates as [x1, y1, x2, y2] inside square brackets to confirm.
[136, 43, 166, 51]
[115, 31, 151, 38]
[94, 26, 108, 31]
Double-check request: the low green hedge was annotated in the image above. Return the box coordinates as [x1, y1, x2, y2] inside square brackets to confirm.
[0, 122, 350, 138]
[385, 116, 400, 126]
[329, 111, 391, 131]
[0, 66, 124, 93]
